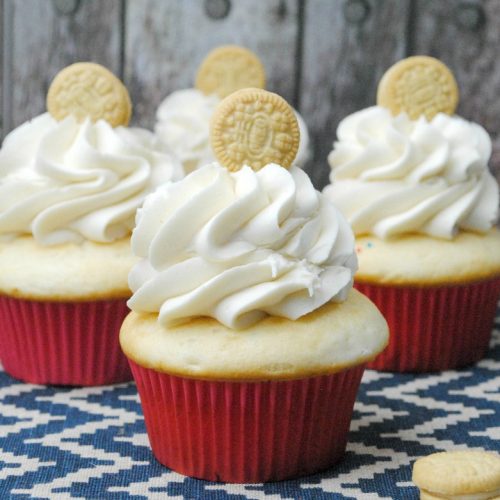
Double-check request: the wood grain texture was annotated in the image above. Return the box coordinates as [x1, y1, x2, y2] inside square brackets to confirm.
[1, 0, 500, 191]
[411, 0, 500, 183]
[300, 0, 411, 189]
[124, 0, 300, 129]
[3, 0, 122, 135]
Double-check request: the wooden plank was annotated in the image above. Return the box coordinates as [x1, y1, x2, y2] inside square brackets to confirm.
[300, 0, 411, 189]
[411, 0, 500, 183]
[124, 0, 300, 128]
[1, 0, 7, 141]
[5, 0, 123, 135]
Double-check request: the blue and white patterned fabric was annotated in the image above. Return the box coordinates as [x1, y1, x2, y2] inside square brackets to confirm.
[0, 309, 498, 499]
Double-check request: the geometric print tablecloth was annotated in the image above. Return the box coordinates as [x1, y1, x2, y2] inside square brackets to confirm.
[0, 308, 498, 499]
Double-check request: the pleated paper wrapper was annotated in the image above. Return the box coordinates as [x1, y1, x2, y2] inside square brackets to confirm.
[0, 296, 132, 385]
[355, 277, 500, 372]
[129, 359, 366, 483]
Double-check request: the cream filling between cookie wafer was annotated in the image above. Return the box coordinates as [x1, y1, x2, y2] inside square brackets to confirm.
[0, 113, 183, 245]
[128, 162, 357, 329]
[420, 487, 500, 499]
[324, 106, 499, 239]
[155, 88, 311, 172]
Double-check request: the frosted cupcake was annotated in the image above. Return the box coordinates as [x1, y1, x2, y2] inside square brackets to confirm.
[323, 56, 500, 372]
[154, 45, 311, 173]
[120, 88, 388, 482]
[0, 63, 183, 385]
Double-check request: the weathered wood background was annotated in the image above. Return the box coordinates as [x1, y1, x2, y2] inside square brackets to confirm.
[1, 0, 500, 189]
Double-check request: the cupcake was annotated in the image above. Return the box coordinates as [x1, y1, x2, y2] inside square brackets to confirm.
[0, 63, 183, 385]
[120, 88, 388, 482]
[323, 56, 500, 372]
[154, 45, 311, 173]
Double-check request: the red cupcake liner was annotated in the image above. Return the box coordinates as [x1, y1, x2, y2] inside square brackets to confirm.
[355, 278, 500, 372]
[129, 360, 365, 483]
[0, 296, 132, 385]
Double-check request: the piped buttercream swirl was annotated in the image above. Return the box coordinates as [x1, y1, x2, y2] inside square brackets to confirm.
[0, 113, 183, 245]
[323, 106, 499, 239]
[128, 162, 357, 329]
[154, 88, 311, 173]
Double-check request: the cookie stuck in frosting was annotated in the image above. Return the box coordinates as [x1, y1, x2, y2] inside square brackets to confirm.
[210, 88, 300, 172]
[377, 56, 459, 121]
[195, 45, 266, 99]
[47, 62, 132, 127]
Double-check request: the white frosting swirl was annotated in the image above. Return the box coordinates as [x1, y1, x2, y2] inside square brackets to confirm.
[128, 163, 356, 329]
[0, 113, 183, 245]
[323, 106, 499, 239]
[155, 88, 311, 173]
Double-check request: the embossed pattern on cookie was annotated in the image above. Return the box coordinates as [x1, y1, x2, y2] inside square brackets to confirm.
[47, 62, 132, 127]
[210, 88, 299, 172]
[377, 56, 459, 121]
[412, 450, 500, 499]
[196, 46, 266, 99]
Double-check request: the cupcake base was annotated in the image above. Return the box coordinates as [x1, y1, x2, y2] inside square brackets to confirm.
[355, 277, 500, 372]
[129, 360, 365, 483]
[0, 296, 132, 385]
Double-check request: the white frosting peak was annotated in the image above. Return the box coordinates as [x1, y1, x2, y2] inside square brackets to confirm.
[128, 163, 356, 329]
[0, 113, 183, 245]
[154, 88, 311, 173]
[324, 106, 499, 239]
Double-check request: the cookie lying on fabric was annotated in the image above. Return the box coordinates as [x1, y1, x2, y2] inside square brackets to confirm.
[412, 450, 500, 499]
